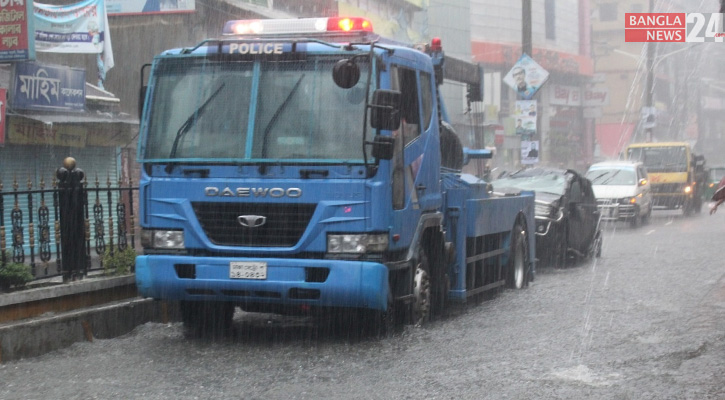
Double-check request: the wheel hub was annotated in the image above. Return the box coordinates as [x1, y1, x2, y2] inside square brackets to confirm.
[413, 265, 430, 326]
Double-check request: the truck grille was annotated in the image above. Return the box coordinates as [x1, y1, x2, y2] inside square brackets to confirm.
[652, 183, 683, 194]
[191, 202, 317, 247]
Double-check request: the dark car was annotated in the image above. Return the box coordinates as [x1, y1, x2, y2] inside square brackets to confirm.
[491, 167, 602, 267]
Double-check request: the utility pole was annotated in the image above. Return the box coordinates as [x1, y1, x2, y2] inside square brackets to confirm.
[522, 0, 532, 56]
[644, 0, 655, 141]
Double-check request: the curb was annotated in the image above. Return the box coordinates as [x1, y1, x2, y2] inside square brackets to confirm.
[0, 297, 177, 363]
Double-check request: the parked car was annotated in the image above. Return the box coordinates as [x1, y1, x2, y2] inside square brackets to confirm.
[704, 165, 725, 201]
[585, 161, 653, 227]
[491, 167, 602, 267]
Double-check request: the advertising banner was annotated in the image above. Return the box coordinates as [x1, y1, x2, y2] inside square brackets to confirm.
[503, 54, 549, 100]
[0, 0, 35, 62]
[513, 100, 536, 136]
[106, 0, 195, 15]
[12, 61, 86, 111]
[521, 140, 540, 165]
[34, 0, 114, 73]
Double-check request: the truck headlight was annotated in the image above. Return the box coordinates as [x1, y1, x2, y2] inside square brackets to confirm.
[141, 229, 185, 249]
[327, 233, 388, 254]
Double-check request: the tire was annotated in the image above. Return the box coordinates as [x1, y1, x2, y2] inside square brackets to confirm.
[630, 213, 640, 228]
[683, 199, 693, 216]
[590, 230, 603, 258]
[429, 238, 449, 318]
[180, 301, 235, 338]
[507, 221, 529, 289]
[367, 290, 397, 338]
[553, 223, 569, 269]
[642, 204, 652, 224]
[411, 248, 432, 326]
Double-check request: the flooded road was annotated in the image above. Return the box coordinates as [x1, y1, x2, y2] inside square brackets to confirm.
[1, 210, 723, 399]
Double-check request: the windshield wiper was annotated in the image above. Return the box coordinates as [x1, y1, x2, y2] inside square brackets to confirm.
[166, 83, 227, 171]
[260, 75, 305, 160]
[588, 171, 609, 183]
[599, 170, 620, 185]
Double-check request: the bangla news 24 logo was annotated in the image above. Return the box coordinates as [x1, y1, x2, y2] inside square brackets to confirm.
[625, 13, 724, 42]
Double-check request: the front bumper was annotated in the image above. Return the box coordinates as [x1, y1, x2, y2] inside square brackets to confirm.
[135, 255, 389, 312]
[597, 203, 638, 221]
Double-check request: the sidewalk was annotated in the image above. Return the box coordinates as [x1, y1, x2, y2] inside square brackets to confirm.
[0, 274, 175, 362]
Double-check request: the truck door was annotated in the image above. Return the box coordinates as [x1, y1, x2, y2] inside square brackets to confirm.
[389, 64, 439, 249]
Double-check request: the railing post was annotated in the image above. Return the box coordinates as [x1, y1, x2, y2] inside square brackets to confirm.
[56, 157, 87, 282]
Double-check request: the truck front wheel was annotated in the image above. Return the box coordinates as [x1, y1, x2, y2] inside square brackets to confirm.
[412, 249, 432, 326]
[180, 301, 235, 337]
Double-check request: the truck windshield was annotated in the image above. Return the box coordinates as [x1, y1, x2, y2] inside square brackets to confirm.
[626, 146, 687, 173]
[142, 56, 372, 163]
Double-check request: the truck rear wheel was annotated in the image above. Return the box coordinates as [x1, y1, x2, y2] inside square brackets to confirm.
[180, 301, 235, 337]
[507, 222, 529, 289]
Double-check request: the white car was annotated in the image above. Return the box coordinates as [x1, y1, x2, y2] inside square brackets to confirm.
[586, 161, 653, 227]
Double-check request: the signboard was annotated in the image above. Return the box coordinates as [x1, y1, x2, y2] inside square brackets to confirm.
[0, 0, 35, 62]
[34, 0, 114, 75]
[521, 140, 540, 165]
[8, 118, 87, 147]
[106, 0, 195, 15]
[0, 88, 5, 146]
[12, 61, 86, 111]
[550, 85, 582, 106]
[503, 54, 549, 100]
[513, 100, 537, 136]
[583, 87, 610, 107]
[641, 106, 657, 129]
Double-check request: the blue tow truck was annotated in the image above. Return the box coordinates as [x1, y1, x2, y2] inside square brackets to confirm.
[135, 17, 536, 335]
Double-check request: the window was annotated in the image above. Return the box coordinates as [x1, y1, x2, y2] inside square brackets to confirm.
[420, 72, 433, 130]
[391, 66, 421, 145]
[545, 0, 556, 40]
[599, 3, 618, 22]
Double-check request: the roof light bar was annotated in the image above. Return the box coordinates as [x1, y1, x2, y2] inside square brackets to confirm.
[223, 17, 373, 37]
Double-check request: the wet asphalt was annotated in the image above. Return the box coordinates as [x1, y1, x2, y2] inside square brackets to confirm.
[1, 209, 723, 400]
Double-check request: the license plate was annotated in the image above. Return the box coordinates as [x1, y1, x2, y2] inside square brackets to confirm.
[229, 261, 267, 280]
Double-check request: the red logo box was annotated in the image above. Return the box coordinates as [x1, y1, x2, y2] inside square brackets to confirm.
[625, 13, 686, 42]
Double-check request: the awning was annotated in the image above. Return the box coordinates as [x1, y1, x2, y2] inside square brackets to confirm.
[6, 112, 138, 148]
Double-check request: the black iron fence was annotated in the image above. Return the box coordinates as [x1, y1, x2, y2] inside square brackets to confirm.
[0, 159, 138, 282]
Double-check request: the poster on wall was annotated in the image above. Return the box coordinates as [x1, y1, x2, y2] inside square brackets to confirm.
[513, 100, 537, 136]
[0, 0, 35, 62]
[521, 140, 540, 165]
[106, 0, 195, 15]
[503, 54, 549, 100]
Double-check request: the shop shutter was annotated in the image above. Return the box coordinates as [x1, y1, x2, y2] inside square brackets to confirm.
[0, 145, 120, 276]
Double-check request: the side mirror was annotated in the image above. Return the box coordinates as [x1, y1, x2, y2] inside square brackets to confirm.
[371, 135, 395, 160]
[638, 178, 648, 187]
[370, 89, 401, 131]
[332, 59, 361, 89]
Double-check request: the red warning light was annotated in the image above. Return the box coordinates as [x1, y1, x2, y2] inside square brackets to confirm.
[430, 37, 442, 52]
